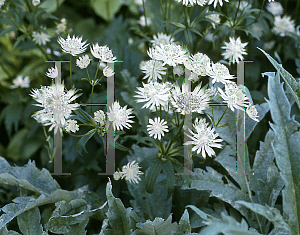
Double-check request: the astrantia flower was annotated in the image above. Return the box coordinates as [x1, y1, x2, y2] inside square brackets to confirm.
[183, 118, 222, 158]
[65, 120, 79, 133]
[147, 117, 169, 140]
[103, 66, 115, 77]
[11, 75, 30, 89]
[113, 171, 123, 180]
[0, 0, 5, 7]
[190, 52, 211, 76]
[175, 0, 206, 6]
[266, 1, 283, 15]
[207, 0, 229, 8]
[58, 34, 88, 56]
[32, 0, 40, 6]
[173, 65, 184, 76]
[94, 110, 106, 125]
[76, 55, 91, 69]
[246, 104, 259, 122]
[272, 15, 295, 37]
[138, 16, 151, 27]
[171, 82, 214, 114]
[106, 101, 134, 131]
[32, 31, 50, 46]
[221, 37, 248, 64]
[90, 44, 117, 62]
[151, 32, 175, 46]
[205, 12, 221, 28]
[30, 83, 81, 134]
[209, 63, 234, 84]
[251, 23, 264, 38]
[121, 161, 143, 184]
[217, 83, 249, 111]
[269, 0, 274, 2]
[134, 82, 171, 111]
[140, 60, 167, 82]
[151, 44, 188, 67]
[46, 66, 58, 79]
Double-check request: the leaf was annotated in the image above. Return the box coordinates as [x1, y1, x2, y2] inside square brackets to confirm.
[235, 201, 291, 232]
[259, 48, 300, 111]
[76, 128, 97, 153]
[0, 103, 24, 137]
[39, 0, 64, 13]
[145, 158, 163, 194]
[91, 0, 122, 21]
[186, 205, 221, 225]
[0, 157, 60, 195]
[264, 71, 300, 234]
[161, 160, 175, 199]
[17, 207, 44, 235]
[173, 209, 192, 234]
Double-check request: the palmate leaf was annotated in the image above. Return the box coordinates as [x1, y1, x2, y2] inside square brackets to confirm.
[17, 207, 44, 235]
[264, 71, 300, 234]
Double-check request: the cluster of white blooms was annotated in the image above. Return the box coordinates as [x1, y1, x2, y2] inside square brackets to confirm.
[32, 0, 40, 6]
[56, 18, 67, 34]
[30, 83, 81, 134]
[113, 161, 143, 184]
[46, 66, 58, 79]
[58, 35, 89, 56]
[221, 37, 248, 64]
[76, 55, 91, 69]
[207, 0, 229, 8]
[205, 12, 221, 29]
[94, 110, 106, 126]
[32, 31, 50, 46]
[0, 0, 5, 7]
[185, 52, 211, 76]
[151, 32, 174, 46]
[65, 120, 79, 133]
[266, 1, 283, 16]
[90, 44, 117, 62]
[11, 75, 30, 89]
[272, 15, 295, 37]
[103, 66, 115, 77]
[175, 0, 206, 6]
[147, 117, 169, 140]
[138, 16, 151, 27]
[208, 63, 234, 84]
[184, 118, 223, 158]
[140, 60, 166, 82]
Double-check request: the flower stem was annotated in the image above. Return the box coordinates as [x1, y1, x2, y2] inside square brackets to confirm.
[215, 106, 228, 127]
[142, 0, 148, 29]
[70, 55, 73, 88]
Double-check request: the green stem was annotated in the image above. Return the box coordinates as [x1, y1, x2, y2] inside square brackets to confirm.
[177, 2, 183, 23]
[70, 55, 73, 88]
[0, 63, 12, 78]
[233, 0, 241, 26]
[142, 0, 148, 28]
[91, 85, 95, 113]
[243, 0, 265, 28]
[215, 106, 228, 127]
[86, 67, 91, 81]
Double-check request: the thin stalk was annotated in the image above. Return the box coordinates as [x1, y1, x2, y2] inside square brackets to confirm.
[91, 85, 95, 113]
[142, 0, 148, 28]
[215, 106, 228, 127]
[243, 0, 265, 28]
[70, 55, 73, 88]
[233, 0, 241, 26]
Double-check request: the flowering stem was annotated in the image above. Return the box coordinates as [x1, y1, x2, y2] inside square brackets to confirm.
[215, 106, 228, 127]
[70, 55, 73, 88]
[142, 0, 148, 29]
[86, 68, 91, 81]
[243, 0, 265, 28]
[91, 85, 95, 113]
[42, 125, 54, 162]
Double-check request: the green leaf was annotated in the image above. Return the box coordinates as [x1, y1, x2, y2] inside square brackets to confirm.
[259, 48, 300, 111]
[76, 128, 97, 153]
[91, 0, 122, 21]
[145, 158, 163, 194]
[173, 209, 192, 234]
[264, 71, 300, 234]
[162, 161, 175, 199]
[0, 103, 24, 137]
[0, 157, 60, 195]
[17, 207, 44, 235]
[39, 0, 64, 13]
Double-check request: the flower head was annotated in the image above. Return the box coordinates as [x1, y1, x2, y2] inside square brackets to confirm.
[140, 60, 167, 82]
[46, 66, 58, 79]
[107, 101, 134, 131]
[103, 66, 115, 77]
[121, 161, 143, 184]
[76, 55, 91, 69]
[32, 31, 50, 46]
[272, 15, 295, 37]
[246, 104, 259, 122]
[209, 63, 234, 84]
[189, 52, 211, 76]
[94, 110, 106, 125]
[65, 120, 79, 133]
[266, 1, 283, 15]
[151, 32, 174, 46]
[184, 118, 223, 158]
[58, 34, 89, 56]
[207, 0, 229, 8]
[205, 12, 221, 28]
[221, 37, 248, 64]
[0, 0, 5, 7]
[11, 75, 30, 89]
[175, 0, 206, 6]
[147, 117, 169, 140]
[138, 16, 151, 27]
[90, 44, 116, 62]
[32, 0, 40, 6]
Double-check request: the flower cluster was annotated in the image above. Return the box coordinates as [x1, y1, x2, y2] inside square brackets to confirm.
[113, 161, 144, 184]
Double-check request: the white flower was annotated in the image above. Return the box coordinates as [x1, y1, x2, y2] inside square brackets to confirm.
[140, 60, 167, 82]
[46, 66, 58, 78]
[138, 16, 151, 27]
[268, 0, 274, 2]
[175, 0, 206, 6]
[205, 12, 220, 28]
[183, 118, 222, 158]
[217, 82, 249, 111]
[151, 44, 188, 67]
[235, 0, 251, 9]
[32, 0, 40, 6]
[65, 120, 79, 133]
[221, 37, 248, 64]
[263, 41, 275, 50]
[30, 83, 81, 134]
[121, 161, 143, 184]
[246, 104, 259, 122]
[58, 34, 89, 56]
[94, 110, 106, 125]
[272, 15, 295, 37]
[107, 101, 134, 131]
[32, 31, 50, 46]
[171, 82, 214, 114]
[76, 55, 91, 69]
[103, 66, 115, 77]
[151, 32, 174, 46]
[251, 23, 264, 38]
[266, 1, 283, 15]
[10, 75, 30, 88]
[90, 44, 117, 62]
[56, 19, 67, 33]
[190, 52, 211, 76]
[113, 171, 123, 180]
[147, 117, 169, 140]
[209, 63, 234, 84]
[207, 0, 229, 8]
[134, 82, 171, 111]
[0, 0, 5, 7]
[173, 65, 184, 76]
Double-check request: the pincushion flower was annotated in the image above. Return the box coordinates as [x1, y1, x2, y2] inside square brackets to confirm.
[147, 117, 169, 140]
[121, 161, 143, 184]
[209, 63, 234, 84]
[65, 120, 79, 133]
[151, 32, 174, 46]
[221, 37, 248, 64]
[266, 1, 283, 15]
[205, 12, 221, 28]
[175, 0, 206, 6]
[90, 44, 117, 62]
[30, 83, 81, 134]
[190, 52, 211, 76]
[94, 110, 106, 125]
[0, 0, 5, 7]
[32, 31, 50, 46]
[46, 66, 58, 79]
[106, 101, 134, 131]
[184, 118, 223, 158]
[76, 55, 91, 69]
[217, 83, 249, 111]
[103, 66, 115, 77]
[140, 60, 167, 82]
[246, 104, 259, 122]
[138, 16, 151, 26]
[272, 15, 295, 37]
[207, 0, 229, 8]
[32, 0, 40, 6]
[134, 82, 172, 111]
[58, 34, 89, 56]
[11, 75, 30, 89]
[151, 44, 188, 67]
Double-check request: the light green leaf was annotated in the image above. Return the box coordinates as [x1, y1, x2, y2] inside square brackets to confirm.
[17, 207, 44, 235]
[91, 0, 122, 21]
[173, 209, 192, 234]
[145, 158, 163, 194]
